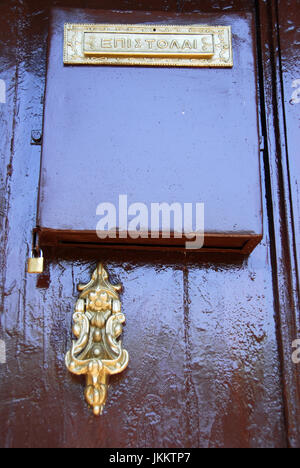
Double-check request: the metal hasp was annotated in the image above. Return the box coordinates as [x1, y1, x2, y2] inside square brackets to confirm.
[65, 264, 129, 416]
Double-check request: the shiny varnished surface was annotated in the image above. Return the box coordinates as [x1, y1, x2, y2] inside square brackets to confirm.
[0, 0, 298, 449]
[38, 7, 262, 252]
[258, 0, 300, 447]
[278, 0, 300, 292]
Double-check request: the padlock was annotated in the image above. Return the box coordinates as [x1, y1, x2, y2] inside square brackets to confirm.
[27, 249, 44, 274]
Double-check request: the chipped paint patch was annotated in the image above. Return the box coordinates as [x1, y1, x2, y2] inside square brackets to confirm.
[0, 79, 6, 103]
[0, 340, 6, 364]
[291, 79, 300, 105]
[292, 339, 300, 364]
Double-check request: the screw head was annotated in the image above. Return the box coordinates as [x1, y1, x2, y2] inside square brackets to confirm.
[31, 130, 42, 145]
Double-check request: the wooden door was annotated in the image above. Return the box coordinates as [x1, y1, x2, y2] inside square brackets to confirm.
[0, 0, 299, 449]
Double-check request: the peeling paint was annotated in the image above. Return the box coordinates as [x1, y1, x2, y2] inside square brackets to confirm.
[0, 79, 6, 103]
[0, 340, 6, 364]
[291, 79, 300, 105]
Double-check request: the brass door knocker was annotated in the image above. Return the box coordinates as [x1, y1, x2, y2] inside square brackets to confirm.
[65, 264, 129, 415]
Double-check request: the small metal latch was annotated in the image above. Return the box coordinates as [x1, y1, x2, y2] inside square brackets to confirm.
[27, 249, 44, 274]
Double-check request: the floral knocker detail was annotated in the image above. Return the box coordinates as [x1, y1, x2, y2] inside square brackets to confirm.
[65, 264, 129, 415]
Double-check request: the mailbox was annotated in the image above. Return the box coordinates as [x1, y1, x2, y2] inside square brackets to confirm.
[36, 8, 262, 255]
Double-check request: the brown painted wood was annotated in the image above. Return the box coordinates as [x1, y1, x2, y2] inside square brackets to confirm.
[0, 0, 298, 449]
[257, 0, 300, 448]
[277, 0, 300, 300]
[38, 227, 262, 255]
[37, 7, 262, 253]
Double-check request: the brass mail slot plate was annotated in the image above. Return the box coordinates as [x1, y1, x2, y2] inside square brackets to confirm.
[64, 24, 233, 67]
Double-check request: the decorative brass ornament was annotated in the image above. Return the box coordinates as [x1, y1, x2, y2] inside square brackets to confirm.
[64, 24, 233, 68]
[65, 264, 129, 415]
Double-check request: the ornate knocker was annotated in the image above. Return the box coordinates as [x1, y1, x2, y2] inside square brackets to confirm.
[65, 264, 129, 415]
